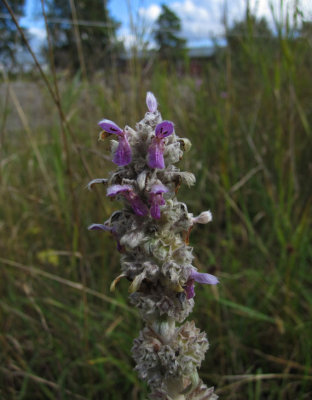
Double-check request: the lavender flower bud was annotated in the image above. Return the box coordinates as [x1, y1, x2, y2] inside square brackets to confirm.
[146, 91, 158, 113]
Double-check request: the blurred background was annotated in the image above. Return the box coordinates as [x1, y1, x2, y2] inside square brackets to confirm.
[0, 0, 312, 399]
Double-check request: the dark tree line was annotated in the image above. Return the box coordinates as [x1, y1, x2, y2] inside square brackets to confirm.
[0, 0, 26, 66]
[153, 4, 187, 62]
[0, 1, 188, 71]
[1, 1, 311, 73]
[44, 0, 121, 72]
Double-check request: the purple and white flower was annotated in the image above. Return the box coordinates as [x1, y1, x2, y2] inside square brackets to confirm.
[184, 268, 219, 299]
[107, 184, 148, 217]
[149, 184, 169, 219]
[148, 121, 174, 169]
[88, 223, 122, 251]
[89, 92, 219, 399]
[98, 119, 132, 166]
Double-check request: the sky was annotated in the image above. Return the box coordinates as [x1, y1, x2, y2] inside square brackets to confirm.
[19, 0, 312, 51]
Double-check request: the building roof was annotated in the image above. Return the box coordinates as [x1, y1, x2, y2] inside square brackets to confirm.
[188, 46, 214, 58]
[119, 46, 215, 60]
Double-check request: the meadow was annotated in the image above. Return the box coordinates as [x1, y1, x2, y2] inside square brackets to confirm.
[0, 17, 312, 400]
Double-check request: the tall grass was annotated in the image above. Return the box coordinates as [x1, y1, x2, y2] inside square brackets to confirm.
[0, 4, 312, 399]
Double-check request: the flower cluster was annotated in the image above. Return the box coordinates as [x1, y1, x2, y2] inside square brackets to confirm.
[88, 92, 218, 399]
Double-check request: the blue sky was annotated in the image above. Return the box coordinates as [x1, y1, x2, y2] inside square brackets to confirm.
[20, 0, 312, 50]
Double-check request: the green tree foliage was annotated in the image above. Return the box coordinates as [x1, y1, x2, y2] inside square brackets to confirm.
[226, 11, 274, 53]
[45, 0, 121, 73]
[0, 0, 26, 66]
[225, 11, 274, 72]
[300, 21, 312, 37]
[293, 21, 312, 69]
[153, 4, 187, 62]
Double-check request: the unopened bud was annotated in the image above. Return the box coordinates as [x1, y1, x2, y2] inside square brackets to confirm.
[192, 211, 212, 224]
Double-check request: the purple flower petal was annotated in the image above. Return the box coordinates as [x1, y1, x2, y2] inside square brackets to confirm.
[184, 269, 219, 299]
[107, 184, 132, 197]
[150, 184, 169, 194]
[150, 201, 160, 219]
[115, 239, 122, 252]
[107, 185, 148, 217]
[113, 134, 132, 166]
[190, 270, 219, 285]
[98, 119, 123, 135]
[130, 196, 149, 217]
[88, 223, 111, 231]
[88, 223, 122, 252]
[185, 281, 195, 299]
[146, 92, 158, 112]
[155, 121, 174, 138]
[148, 139, 165, 169]
[150, 202, 161, 219]
[149, 185, 167, 219]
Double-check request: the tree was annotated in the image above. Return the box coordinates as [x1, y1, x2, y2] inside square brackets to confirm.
[294, 21, 312, 68]
[299, 21, 312, 41]
[45, 0, 121, 73]
[226, 12, 273, 52]
[225, 9, 274, 72]
[0, 0, 26, 67]
[153, 4, 187, 62]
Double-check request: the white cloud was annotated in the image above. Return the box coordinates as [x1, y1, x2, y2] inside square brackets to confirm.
[117, 26, 155, 51]
[171, 0, 225, 39]
[28, 27, 47, 42]
[137, 0, 224, 45]
[133, 0, 312, 46]
[220, 0, 312, 30]
[118, 27, 138, 49]
[248, 0, 310, 28]
[138, 4, 161, 22]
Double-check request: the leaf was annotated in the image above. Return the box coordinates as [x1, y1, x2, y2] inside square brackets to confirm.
[217, 298, 276, 323]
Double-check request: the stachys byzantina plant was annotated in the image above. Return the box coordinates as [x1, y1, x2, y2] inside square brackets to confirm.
[88, 92, 219, 400]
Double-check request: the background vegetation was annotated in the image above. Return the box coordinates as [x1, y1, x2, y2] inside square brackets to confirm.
[0, 1, 311, 399]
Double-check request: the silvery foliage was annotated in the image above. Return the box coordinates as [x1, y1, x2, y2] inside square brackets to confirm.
[89, 93, 218, 399]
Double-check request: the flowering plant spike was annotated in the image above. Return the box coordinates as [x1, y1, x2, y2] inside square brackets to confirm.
[89, 93, 219, 399]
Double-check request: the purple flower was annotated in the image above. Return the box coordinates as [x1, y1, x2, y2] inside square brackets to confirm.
[184, 268, 219, 299]
[155, 121, 174, 138]
[88, 223, 122, 251]
[107, 184, 132, 197]
[107, 184, 148, 217]
[98, 119, 123, 134]
[88, 223, 111, 231]
[146, 92, 158, 113]
[98, 119, 132, 166]
[148, 121, 174, 169]
[148, 139, 165, 169]
[149, 184, 169, 219]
